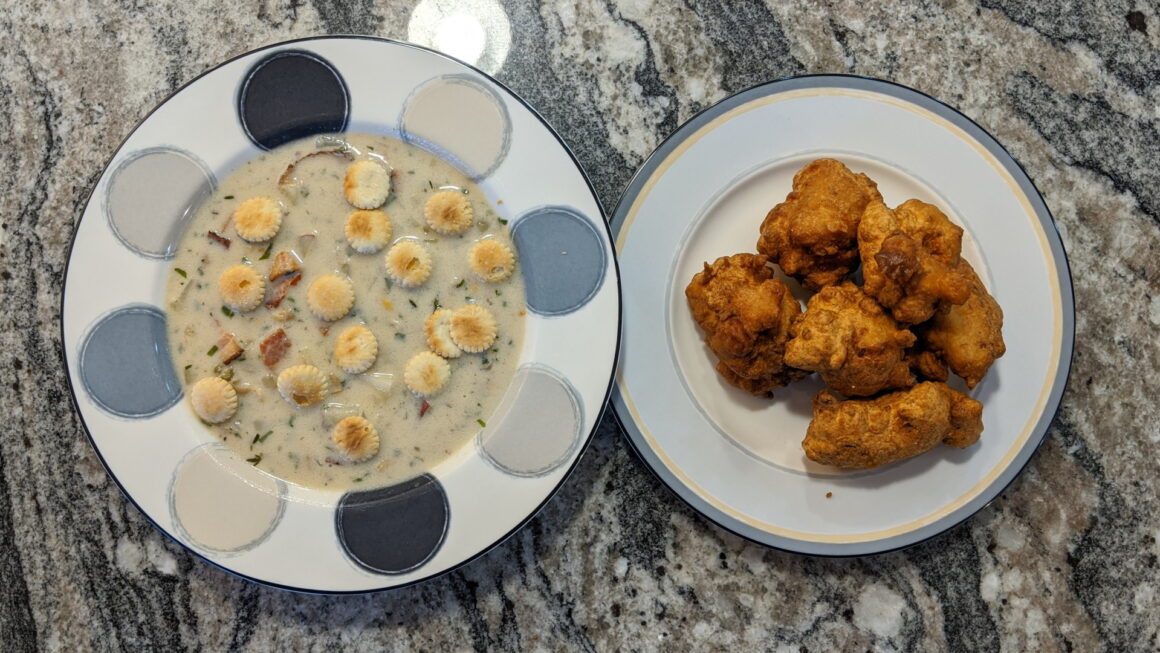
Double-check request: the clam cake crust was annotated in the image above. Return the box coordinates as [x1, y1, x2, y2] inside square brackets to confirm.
[756, 158, 882, 291]
[803, 382, 983, 469]
[685, 253, 808, 397]
[784, 281, 916, 397]
[916, 259, 1006, 389]
[859, 198, 971, 324]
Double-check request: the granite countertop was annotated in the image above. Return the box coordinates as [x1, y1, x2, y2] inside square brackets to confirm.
[2, 1, 1158, 650]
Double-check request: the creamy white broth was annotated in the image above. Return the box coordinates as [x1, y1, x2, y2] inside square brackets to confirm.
[165, 133, 525, 491]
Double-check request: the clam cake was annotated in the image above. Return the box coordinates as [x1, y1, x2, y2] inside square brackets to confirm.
[165, 133, 525, 491]
[687, 157, 1006, 470]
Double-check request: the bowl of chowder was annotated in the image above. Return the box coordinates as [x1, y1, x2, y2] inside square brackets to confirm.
[62, 37, 619, 593]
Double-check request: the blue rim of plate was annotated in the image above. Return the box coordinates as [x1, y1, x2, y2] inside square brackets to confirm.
[609, 74, 1075, 556]
[60, 35, 623, 594]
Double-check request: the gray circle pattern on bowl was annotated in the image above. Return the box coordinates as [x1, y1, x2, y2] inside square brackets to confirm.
[335, 474, 449, 575]
[399, 74, 511, 180]
[510, 206, 607, 316]
[478, 364, 584, 477]
[78, 304, 181, 418]
[105, 147, 215, 260]
[169, 444, 287, 554]
[238, 50, 350, 150]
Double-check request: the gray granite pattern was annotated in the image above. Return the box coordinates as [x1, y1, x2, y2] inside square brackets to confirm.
[2, 0, 1158, 650]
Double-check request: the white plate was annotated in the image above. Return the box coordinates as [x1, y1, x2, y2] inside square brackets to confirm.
[610, 75, 1073, 556]
[62, 37, 620, 592]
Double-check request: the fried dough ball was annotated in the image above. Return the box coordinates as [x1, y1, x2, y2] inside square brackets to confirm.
[802, 382, 983, 469]
[218, 265, 266, 312]
[684, 253, 808, 397]
[343, 159, 392, 209]
[332, 416, 380, 462]
[306, 274, 355, 321]
[384, 240, 433, 288]
[276, 364, 329, 407]
[907, 346, 949, 383]
[232, 197, 283, 242]
[449, 304, 498, 353]
[783, 282, 916, 397]
[756, 158, 883, 291]
[189, 377, 238, 424]
[334, 325, 378, 374]
[344, 209, 392, 253]
[425, 309, 462, 359]
[424, 189, 474, 235]
[468, 239, 516, 282]
[404, 351, 451, 397]
[916, 259, 1006, 388]
[859, 199, 971, 324]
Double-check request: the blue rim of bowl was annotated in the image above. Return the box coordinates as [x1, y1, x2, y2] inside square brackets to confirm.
[60, 35, 623, 594]
[608, 73, 1075, 557]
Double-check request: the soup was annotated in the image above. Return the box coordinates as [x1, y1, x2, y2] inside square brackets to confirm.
[165, 133, 525, 491]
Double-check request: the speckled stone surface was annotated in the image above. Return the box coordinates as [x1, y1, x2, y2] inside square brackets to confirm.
[2, 0, 1158, 650]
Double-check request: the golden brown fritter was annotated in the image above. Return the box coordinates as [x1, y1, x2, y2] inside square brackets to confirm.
[783, 282, 916, 397]
[859, 199, 971, 324]
[685, 253, 809, 397]
[802, 382, 984, 469]
[917, 259, 1005, 389]
[907, 346, 949, 383]
[756, 159, 883, 291]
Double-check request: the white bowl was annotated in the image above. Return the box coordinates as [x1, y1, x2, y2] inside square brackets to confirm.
[63, 37, 620, 592]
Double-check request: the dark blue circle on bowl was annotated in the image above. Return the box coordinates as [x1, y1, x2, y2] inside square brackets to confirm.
[237, 50, 350, 150]
[79, 304, 181, 418]
[335, 474, 449, 575]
